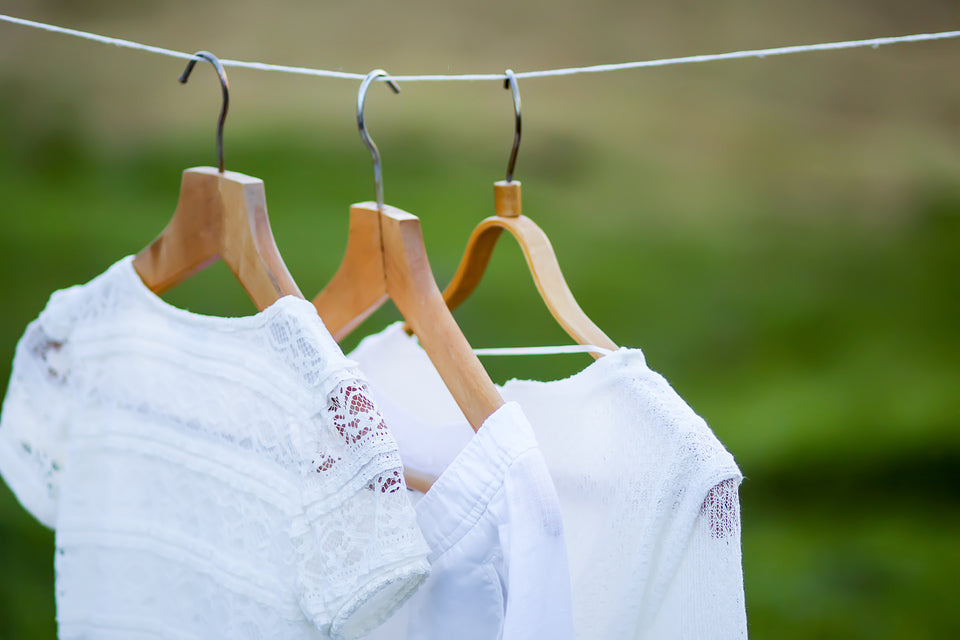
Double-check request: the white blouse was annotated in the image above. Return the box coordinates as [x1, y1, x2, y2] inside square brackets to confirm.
[0, 258, 429, 640]
[365, 401, 575, 640]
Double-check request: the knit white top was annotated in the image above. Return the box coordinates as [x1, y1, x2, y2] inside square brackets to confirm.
[350, 323, 747, 639]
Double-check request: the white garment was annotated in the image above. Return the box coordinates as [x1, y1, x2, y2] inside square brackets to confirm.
[0, 258, 430, 640]
[350, 323, 747, 640]
[366, 401, 575, 640]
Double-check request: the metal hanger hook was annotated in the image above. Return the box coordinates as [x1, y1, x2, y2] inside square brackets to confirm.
[504, 69, 522, 183]
[180, 51, 229, 174]
[357, 69, 401, 211]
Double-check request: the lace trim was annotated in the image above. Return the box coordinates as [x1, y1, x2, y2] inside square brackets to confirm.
[0, 323, 75, 527]
[294, 380, 429, 634]
[320, 556, 430, 640]
[329, 382, 390, 445]
[314, 381, 405, 497]
[702, 477, 741, 540]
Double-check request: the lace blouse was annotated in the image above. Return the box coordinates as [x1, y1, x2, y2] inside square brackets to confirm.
[0, 258, 429, 640]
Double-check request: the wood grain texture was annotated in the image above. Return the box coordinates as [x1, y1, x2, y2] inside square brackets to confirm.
[133, 166, 303, 311]
[312, 205, 389, 341]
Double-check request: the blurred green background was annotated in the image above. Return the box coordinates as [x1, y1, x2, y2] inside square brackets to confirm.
[1, 1, 959, 637]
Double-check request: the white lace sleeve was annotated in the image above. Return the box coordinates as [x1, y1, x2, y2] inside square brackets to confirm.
[647, 477, 748, 639]
[0, 317, 75, 529]
[291, 378, 430, 640]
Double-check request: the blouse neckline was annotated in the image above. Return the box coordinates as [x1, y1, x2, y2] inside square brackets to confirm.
[118, 255, 308, 332]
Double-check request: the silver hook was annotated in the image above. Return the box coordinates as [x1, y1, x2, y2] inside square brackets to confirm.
[357, 69, 401, 211]
[180, 51, 229, 174]
[504, 69, 521, 183]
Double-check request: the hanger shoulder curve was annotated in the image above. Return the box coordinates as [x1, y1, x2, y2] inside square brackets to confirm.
[133, 167, 222, 293]
[133, 166, 303, 312]
[217, 169, 303, 309]
[361, 202, 504, 429]
[312, 204, 389, 341]
[443, 212, 618, 357]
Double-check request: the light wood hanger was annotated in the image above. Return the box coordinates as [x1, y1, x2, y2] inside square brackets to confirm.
[312, 200, 387, 341]
[442, 180, 616, 356]
[441, 71, 616, 357]
[132, 51, 302, 310]
[313, 70, 504, 435]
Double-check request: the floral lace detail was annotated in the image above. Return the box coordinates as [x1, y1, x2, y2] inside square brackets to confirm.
[295, 378, 427, 637]
[320, 382, 404, 495]
[369, 470, 403, 494]
[329, 382, 389, 445]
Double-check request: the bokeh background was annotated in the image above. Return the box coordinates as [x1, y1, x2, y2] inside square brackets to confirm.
[1, 1, 959, 637]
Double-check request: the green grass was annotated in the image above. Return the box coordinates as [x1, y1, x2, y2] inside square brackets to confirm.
[745, 504, 960, 639]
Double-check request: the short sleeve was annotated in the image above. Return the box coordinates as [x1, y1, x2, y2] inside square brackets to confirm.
[646, 477, 748, 639]
[0, 316, 76, 529]
[291, 378, 429, 640]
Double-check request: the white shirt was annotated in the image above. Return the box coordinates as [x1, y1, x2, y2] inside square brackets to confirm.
[366, 401, 575, 640]
[0, 258, 429, 640]
[350, 323, 747, 640]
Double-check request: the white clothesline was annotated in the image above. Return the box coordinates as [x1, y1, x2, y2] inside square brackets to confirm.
[2, 14, 958, 82]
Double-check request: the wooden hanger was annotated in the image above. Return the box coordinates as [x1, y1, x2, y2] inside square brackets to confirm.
[313, 71, 504, 434]
[441, 70, 616, 357]
[441, 180, 616, 357]
[312, 200, 387, 340]
[132, 52, 302, 310]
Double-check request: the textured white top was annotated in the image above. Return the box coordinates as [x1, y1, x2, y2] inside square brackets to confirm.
[365, 402, 575, 640]
[0, 258, 430, 640]
[350, 323, 747, 640]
